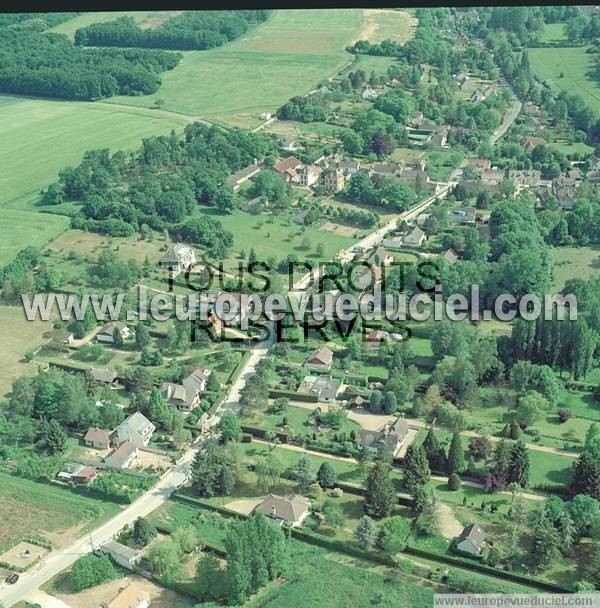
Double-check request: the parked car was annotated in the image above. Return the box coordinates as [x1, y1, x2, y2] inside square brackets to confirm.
[5, 573, 19, 584]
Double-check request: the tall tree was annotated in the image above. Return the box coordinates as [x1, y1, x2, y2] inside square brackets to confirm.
[508, 440, 530, 487]
[446, 432, 465, 476]
[354, 515, 377, 549]
[365, 459, 396, 518]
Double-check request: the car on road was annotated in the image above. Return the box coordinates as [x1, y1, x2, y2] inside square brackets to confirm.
[5, 573, 19, 584]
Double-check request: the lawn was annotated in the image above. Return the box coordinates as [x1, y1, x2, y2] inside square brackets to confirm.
[0, 95, 189, 210]
[0, 209, 69, 268]
[551, 246, 600, 290]
[195, 207, 356, 274]
[538, 22, 567, 45]
[0, 470, 121, 548]
[106, 9, 365, 123]
[528, 45, 600, 115]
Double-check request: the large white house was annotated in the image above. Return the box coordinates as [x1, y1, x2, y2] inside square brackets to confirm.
[115, 412, 155, 448]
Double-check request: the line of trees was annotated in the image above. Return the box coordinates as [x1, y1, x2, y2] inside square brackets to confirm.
[74, 11, 270, 51]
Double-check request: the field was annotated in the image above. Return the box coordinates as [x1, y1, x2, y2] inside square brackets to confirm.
[0, 305, 60, 398]
[551, 246, 600, 290]
[0, 470, 121, 548]
[195, 207, 356, 273]
[106, 10, 365, 123]
[0, 96, 189, 210]
[538, 22, 567, 45]
[47, 11, 154, 39]
[361, 9, 417, 45]
[528, 45, 600, 115]
[0, 209, 69, 268]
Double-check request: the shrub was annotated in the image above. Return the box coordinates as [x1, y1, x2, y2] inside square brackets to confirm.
[70, 554, 117, 591]
[558, 409, 572, 422]
[240, 433, 253, 443]
[447, 473, 461, 491]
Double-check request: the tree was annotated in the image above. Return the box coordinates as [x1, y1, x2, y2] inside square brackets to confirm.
[559, 511, 576, 555]
[70, 554, 117, 592]
[38, 419, 67, 454]
[172, 525, 199, 554]
[218, 466, 235, 496]
[135, 322, 151, 351]
[293, 453, 316, 493]
[147, 538, 181, 577]
[415, 491, 440, 536]
[378, 515, 410, 555]
[446, 432, 465, 476]
[255, 452, 284, 492]
[365, 459, 396, 518]
[530, 510, 560, 570]
[354, 515, 377, 549]
[217, 414, 241, 443]
[584, 543, 600, 588]
[317, 461, 337, 489]
[516, 390, 549, 425]
[508, 440, 530, 487]
[423, 427, 446, 471]
[148, 388, 172, 429]
[196, 552, 225, 602]
[383, 391, 398, 414]
[568, 494, 600, 537]
[403, 444, 431, 498]
[322, 499, 346, 529]
[571, 451, 600, 500]
[369, 389, 383, 413]
[133, 517, 157, 547]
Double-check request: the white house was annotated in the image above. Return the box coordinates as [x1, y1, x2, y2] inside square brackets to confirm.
[362, 86, 378, 100]
[115, 412, 155, 448]
[158, 243, 197, 277]
[254, 494, 311, 527]
[101, 540, 142, 570]
[104, 440, 138, 469]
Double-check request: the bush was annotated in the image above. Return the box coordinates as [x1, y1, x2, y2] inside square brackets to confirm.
[558, 409, 572, 422]
[240, 433, 253, 443]
[70, 554, 117, 591]
[447, 473, 461, 491]
[330, 487, 343, 498]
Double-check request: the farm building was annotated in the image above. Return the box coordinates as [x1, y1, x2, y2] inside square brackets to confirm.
[101, 541, 142, 570]
[96, 321, 131, 344]
[90, 368, 119, 387]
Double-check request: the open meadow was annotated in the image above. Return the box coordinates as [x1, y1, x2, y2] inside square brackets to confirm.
[106, 9, 365, 125]
[528, 45, 600, 115]
[47, 11, 154, 39]
[551, 245, 600, 290]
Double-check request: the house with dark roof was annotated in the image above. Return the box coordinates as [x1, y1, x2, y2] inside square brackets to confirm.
[226, 164, 261, 191]
[183, 366, 211, 393]
[356, 416, 410, 457]
[96, 321, 131, 344]
[90, 368, 119, 387]
[304, 346, 333, 371]
[454, 523, 486, 556]
[254, 494, 311, 527]
[522, 136, 547, 153]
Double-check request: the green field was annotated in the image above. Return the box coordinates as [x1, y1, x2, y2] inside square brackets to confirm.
[196, 207, 356, 273]
[107, 9, 364, 123]
[0, 96, 189, 210]
[0, 470, 121, 547]
[47, 11, 153, 39]
[551, 246, 600, 290]
[0, 209, 69, 267]
[538, 22, 567, 45]
[528, 45, 600, 115]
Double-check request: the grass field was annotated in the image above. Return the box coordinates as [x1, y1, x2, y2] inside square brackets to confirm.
[196, 207, 356, 273]
[47, 11, 153, 39]
[0, 470, 121, 547]
[107, 10, 365, 123]
[0, 305, 59, 398]
[538, 22, 567, 45]
[361, 9, 417, 44]
[0, 209, 69, 267]
[0, 96, 189, 210]
[528, 45, 600, 115]
[551, 246, 600, 290]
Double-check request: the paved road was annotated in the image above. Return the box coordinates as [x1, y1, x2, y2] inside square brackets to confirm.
[490, 97, 522, 145]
